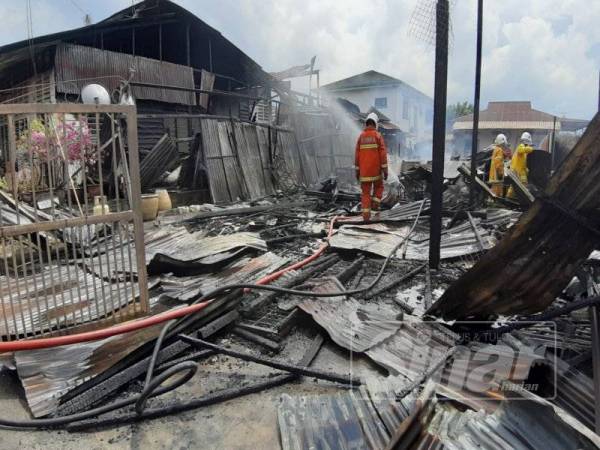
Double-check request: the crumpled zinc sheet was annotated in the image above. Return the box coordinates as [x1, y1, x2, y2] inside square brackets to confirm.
[329, 222, 496, 260]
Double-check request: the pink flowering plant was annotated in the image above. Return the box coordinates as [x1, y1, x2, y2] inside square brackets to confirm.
[17, 116, 94, 163]
[15, 115, 97, 192]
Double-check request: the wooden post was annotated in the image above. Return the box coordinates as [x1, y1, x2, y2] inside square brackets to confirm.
[429, 0, 449, 269]
[132, 27, 136, 56]
[158, 24, 162, 61]
[125, 107, 149, 313]
[186, 23, 191, 66]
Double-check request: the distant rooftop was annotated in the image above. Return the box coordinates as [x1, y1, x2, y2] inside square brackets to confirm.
[321, 70, 432, 100]
[453, 101, 585, 131]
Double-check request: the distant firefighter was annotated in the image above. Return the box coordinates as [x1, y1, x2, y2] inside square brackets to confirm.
[489, 133, 509, 197]
[354, 112, 388, 221]
[508, 132, 534, 198]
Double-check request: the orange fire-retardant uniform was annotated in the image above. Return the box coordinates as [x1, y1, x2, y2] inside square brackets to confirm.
[354, 125, 388, 220]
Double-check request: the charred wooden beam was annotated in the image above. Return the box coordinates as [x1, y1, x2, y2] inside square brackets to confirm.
[232, 326, 281, 352]
[505, 168, 535, 204]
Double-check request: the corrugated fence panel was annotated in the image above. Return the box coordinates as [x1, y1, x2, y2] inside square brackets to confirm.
[201, 119, 231, 203]
[276, 130, 304, 187]
[294, 116, 320, 185]
[333, 132, 356, 184]
[235, 123, 269, 199]
[256, 126, 275, 194]
[54, 43, 195, 105]
[217, 121, 246, 201]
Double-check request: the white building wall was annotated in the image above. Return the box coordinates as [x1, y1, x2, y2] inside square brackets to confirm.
[329, 85, 432, 143]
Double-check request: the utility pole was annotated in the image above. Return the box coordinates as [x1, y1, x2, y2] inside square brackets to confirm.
[428, 0, 449, 269]
[469, 0, 483, 206]
[592, 69, 600, 435]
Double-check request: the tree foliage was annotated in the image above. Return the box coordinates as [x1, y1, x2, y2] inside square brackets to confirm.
[446, 101, 474, 124]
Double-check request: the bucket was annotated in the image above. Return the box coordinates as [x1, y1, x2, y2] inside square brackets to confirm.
[155, 189, 172, 211]
[140, 193, 159, 221]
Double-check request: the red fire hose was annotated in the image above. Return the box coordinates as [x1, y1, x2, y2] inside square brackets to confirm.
[0, 217, 342, 353]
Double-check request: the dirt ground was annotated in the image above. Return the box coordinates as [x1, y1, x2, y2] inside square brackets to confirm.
[0, 330, 384, 450]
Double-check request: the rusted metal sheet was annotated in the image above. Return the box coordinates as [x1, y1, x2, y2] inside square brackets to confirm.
[15, 322, 163, 417]
[329, 220, 495, 260]
[234, 122, 271, 199]
[160, 252, 288, 302]
[54, 43, 195, 105]
[424, 388, 600, 449]
[278, 392, 392, 450]
[340, 200, 431, 224]
[273, 130, 304, 189]
[365, 321, 456, 381]
[200, 119, 250, 203]
[298, 278, 402, 352]
[278, 376, 419, 450]
[430, 113, 600, 319]
[217, 121, 247, 200]
[82, 227, 267, 279]
[139, 133, 179, 191]
[144, 228, 266, 263]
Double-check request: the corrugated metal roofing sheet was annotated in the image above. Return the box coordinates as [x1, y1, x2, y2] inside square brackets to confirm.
[298, 279, 402, 352]
[54, 43, 196, 105]
[329, 219, 496, 260]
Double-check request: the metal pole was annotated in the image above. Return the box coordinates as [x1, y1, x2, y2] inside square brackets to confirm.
[469, 0, 483, 206]
[550, 115, 557, 171]
[593, 87, 600, 435]
[590, 306, 600, 433]
[186, 23, 191, 66]
[428, 0, 449, 269]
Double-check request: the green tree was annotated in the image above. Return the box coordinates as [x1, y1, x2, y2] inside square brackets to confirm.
[446, 101, 474, 126]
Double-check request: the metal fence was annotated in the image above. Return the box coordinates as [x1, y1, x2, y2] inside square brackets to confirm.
[0, 103, 148, 340]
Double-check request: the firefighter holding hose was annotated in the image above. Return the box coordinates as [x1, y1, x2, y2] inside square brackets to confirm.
[354, 112, 388, 221]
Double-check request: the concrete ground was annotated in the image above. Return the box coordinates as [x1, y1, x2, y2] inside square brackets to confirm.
[0, 330, 385, 450]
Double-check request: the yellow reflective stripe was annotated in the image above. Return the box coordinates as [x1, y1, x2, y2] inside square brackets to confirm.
[372, 197, 381, 203]
[381, 164, 388, 168]
[359, 144, 379, 150]
[362, 208, 371, 212]
[359, 175, 382, 182]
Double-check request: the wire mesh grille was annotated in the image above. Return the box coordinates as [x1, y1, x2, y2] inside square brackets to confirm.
[408, 0, 455, 48]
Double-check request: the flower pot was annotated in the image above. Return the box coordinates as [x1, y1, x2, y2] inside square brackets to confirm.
[155, 189, 172, 211]
[140, 194, 159, 221]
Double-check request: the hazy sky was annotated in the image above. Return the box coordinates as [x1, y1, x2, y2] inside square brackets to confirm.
[0, 0, 599, 119]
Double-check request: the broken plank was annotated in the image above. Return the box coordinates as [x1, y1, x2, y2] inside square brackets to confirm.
[505, 168, 535, 204]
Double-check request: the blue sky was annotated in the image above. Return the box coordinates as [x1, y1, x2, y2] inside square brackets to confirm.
[1, 0, 599, 119]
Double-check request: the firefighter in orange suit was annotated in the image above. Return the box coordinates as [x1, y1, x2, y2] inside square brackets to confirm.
[355, 112, 388, 221]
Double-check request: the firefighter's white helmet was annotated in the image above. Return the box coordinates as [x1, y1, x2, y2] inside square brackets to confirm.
[366, 112, 379, 127]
